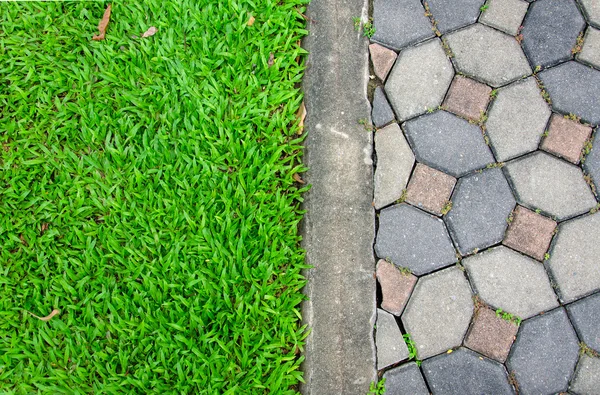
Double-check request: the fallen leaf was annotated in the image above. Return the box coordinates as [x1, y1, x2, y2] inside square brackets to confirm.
[141, 26, 158, 38]
[28, 309, 60, 322]
[293, 173, 305, 184]
[296, 101, 306, 135]
[247, 15, 255, 26]
[268, 52, 275, 67]
[92, 4, 112, 41]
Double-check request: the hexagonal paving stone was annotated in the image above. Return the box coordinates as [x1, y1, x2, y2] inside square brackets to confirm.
[480, 0, 529, 36]
[521, 0, 586, 68]
[541, 114, 593, 164]
[485, 77, 551, 162]
[405, 163, 457, 216]
[372, 87, 395, 128]
[376, 259, 417, 316]
[507, 308, 580, 395]
[376, 308, 409, 370]
[583, 129, 600, 194]
[464, 307, 519, 363]
[445, 168, 516, 255]
[503, 205, 557, 261]
[382, 362, 429, 395]
[579, 27, 600, 69]
[443, 75, 491, 121]
[445, 23, 532, 87]
[581, 0, 600, 28]
[385, 39, 454, 121]
[566, 292, 600, 353]
[463, 246, 559, 319]
[372, 0, 435, 51]
[422, 348, 514, 395]
[401, 267, 473, 359]
[569, 355, 600, 395]
[505, 152, 597, 220]
[425, 0, 485, 34]
[538, 61, 600, 124]
[403, 111, 494, 178]
[375, 204, 458, 276]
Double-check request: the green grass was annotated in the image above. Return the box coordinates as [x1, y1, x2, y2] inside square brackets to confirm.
[0, 0, 309, 393]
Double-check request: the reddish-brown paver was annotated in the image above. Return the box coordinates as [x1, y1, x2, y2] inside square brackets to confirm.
[405, 163, 456, 215]
[503, 206, 557, 261]
[376, 259, 417, 316]
[369, 43, 397, 82]
[541, 114, 592, 164]
[464, 307, 519, 363]
[443, 75, 492, 121]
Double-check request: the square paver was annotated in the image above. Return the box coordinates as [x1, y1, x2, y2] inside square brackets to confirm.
[503, 205, 557, 261]
[369, 43, 397, 82]
[443, 76, 491, 121]
[578, 26, 600, 69]
[480, 0, 529, 36]
[405, 163, 456, 216]
[464, 307, 518, 363]
[376, 259, 417, 316]
[541, 114, 593, 164]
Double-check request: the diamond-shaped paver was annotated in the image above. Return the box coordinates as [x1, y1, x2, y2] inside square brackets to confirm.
[445, 168, 515, 255]
[425, 0, 485, 34]
[538, 61, 600, 124]
[581, 0, 600, 28]
[375, 204, 457, 276]
[422, 348, 514, 395]
[569, 355, 600, 395]
[541, 114, 593, 164]
[376, 308, 409, 370]
[485, 77, 551, 162]
[369, 43, 397, 82]
[480, 0, 529, 36]
[566, 292, 600, 353]
[464, 307, 519, 363]
[372, 0, 435, 51]
[401, 267, 473, 359]
[521, 0, 585, 68]
[507, 308, 580, 395]
[579, 26, 600, 68]
[382, 363, 429, 395]
[503, 206, 557, 261]
[446, 23, 532, 87]
[373, 124, 415, 209]
[403, 111, 494, 177]
[505, 151, 597, 220]
[463, 246, 558, 319]
[443, 75, 491, 121]
[583, 129, 600, 194]
[376, 259, 417, 316]
[385, 39, 454, 121]
[405, 163, 456, 216]
[372, 87, 395, 128]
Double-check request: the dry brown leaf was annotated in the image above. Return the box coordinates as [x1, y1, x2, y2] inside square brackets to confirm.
[19, 234, 28, 247]
[92, 4, 112, 41]
[296, 101, 306, 135]
[268, 52, 275, 67]
[141, 26, 158, 38]
[293, 173, 305, 184]
[247, 15, 255, 26]
[41, 223, 49, 234]
[28, 309, 60, 322]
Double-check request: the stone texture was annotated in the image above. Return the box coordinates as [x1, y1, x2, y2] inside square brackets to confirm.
[382, 363, 429, 395]
[403, 111, 494, 178]
[569, 355, 600, 395]
[503, 206, 557, 261]
[401, 267, 473, 359]
[376, 259, 417, 316]
[579, 26, 600, 68]
[567, 292, 600, 353]
[538, 61, 600, 124]
[445, 168, 516, 255]
[405, 163, 457, 216]
[369, 43, 397, 82]
[372, 0, 435, 51]
[581, 0, 600, 28]
[372, 87, 395, 128]
[485, 77, 551, 161]
[505, 152, 597, 220]
[583, 129, 600, 194]
[374, 124, 415, 209]
[385, 39, 454, 121]
[464, 246, 559, 319]
[375, 204, 458, 276]
[376, 308, 409, 370]
[443, 75, 491, 121]
[480, 0, 529, 36]
[446, 23, 532, 87]
[507, 308, 580, 395]
[464, 307, 519, 363]
[425, 0, 486, 34]
[542, 114, 593, 164]
[422, 348, 514, 395]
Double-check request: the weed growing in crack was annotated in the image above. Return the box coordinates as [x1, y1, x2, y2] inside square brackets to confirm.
[403, 333, 421, 366]
[367, 379, 387, 395]
[495, 309, 522, 326]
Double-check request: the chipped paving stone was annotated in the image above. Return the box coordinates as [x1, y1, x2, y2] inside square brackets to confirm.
[541, 114, 593, 164]
[479, 0, 529, 36]
[578, 26, 600, 69]
[405, 163, 457, 216]
[376, 308, 409, 370]
[372, 87, 396, 128]
[464, 307, 519, 363]
[376, 259, 417, 316]
[372, 0, 435, 51]
[369, 43, 397, 82]
[442, 75, 491, 121]
[503, 205, 557, 261]
[566, 292, 600, 353]
[425, 0, 486, 34]
[382, 362, 429, 395]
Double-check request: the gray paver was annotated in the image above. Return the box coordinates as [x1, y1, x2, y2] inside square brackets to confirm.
[426, 0, 485, 34]
[579, 27, 600, 69]
[403, 111, 494, 177]
[480, 0, 529, 36]
[583, 129, 600, 194]
[375, 204, 458, 276]
[581, 0, 600, 28]
[374, 124, 415, 209]
[422, 348, 514, 395]
[445, 168, 516, 255]
[401, 267, 473, 359]
[372, 87, 395, 128]
[372, 0, 435, 51]
[376, 308, 409, 370]
[382, 362, 429, 395]
[463, 246, 558, 319]
[567, 292, 600, 353]
[446, 23, 532, 87]
[385, 39, 454, 121]
[538, 61, 600, 124]
[569, 355, 600, 395]
[507, 308, 580, 395]
[505, 151, 597, 220]
[485, 77, 551, 162]
[521, 0, 586, 68]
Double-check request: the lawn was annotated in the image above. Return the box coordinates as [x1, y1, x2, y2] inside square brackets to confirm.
[0, 1, 309, 393]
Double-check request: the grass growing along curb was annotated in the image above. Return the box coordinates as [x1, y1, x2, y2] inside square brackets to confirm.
[0, 0, 309, 392]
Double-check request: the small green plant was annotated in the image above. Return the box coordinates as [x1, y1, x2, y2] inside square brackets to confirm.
[403, 333, 421, 366]
[534, 65, 542, 73]
[495, 309, 522, 326]
[367, 378, 387, 395]
[490, 89, 498, 98]
[358, 118, 374, 131]
[353, 16, 361, 31]
[535, 208, 542, 214]
[565, 113, 581, 122]
[397, 266, 412, 276]
[427, 107, 435, 113]
[396, 189, 408, 204]
[580, 342, 600, 358]
[363, 18, 376, 38]
[572, 32, 585, 55]
[544, 253, 550, 261]
[441, 200, 453, 215]
[480, 3, 489, 12]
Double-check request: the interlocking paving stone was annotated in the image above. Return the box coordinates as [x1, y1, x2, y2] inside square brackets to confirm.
[521, 0, 586, 68]
[401, 267, 473, 360]
[422, 348, 514, 395]
[446, 23, 532, 87]
[503, 206, 557, 261]
[569, 355, 600, 395]
[372, 87, 396, 128]
[479, 0, 529, 36]
[403, 111, 494, 178]
[405, 163, 456, 216]
[464, 307, 519, 363]
[376, 259, 417, 316]
[583, 129, 600, 194]
[538, 61, 600, 124]
[566, 292, 600, 353]
[382, 362, 429, 395]
[375, 204, 458, 276]
[541, 114, 593, 164]
[385, 39, 454, 121]
[579, 27, 600, 68]
[372, 0, 435, 51]
[464, 246, 558, 319]
[507, 308, 580, 395]
[445, 168, 515, 255]
[376, 308, 409, 370]
[485, 77, 551, 161]
[425, 0, 485, 34]
[505, 152, 597, 220]
[373, 124, 415, 209]
[369, 43, 397, 82]
[442, 75, 491, 121]
[581, 0, 600, 28]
